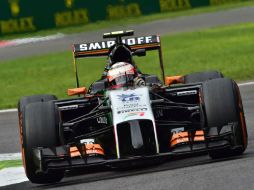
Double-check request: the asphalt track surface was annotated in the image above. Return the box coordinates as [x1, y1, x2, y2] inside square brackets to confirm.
[0, 6, 254, 190]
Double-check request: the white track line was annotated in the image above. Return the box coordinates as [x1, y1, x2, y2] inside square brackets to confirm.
[0, 167, 28, 187]
[0, 33, 65, 48]
[238, 81, 254, 86]
[0, 108, 17, 113]
[0, 153, 21, 161]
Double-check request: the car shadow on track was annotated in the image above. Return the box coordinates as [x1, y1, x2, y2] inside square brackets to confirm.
[33, 152, 250, 190]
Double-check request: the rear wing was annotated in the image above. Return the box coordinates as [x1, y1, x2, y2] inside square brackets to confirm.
[72, 34, 165, 88]
[72, 35, 161, 58]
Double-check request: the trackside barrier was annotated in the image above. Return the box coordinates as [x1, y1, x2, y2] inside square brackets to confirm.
[0, 0, 248, 36]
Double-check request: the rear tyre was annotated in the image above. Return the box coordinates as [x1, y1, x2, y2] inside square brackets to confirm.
[184, 71, 223, 84]
[18, 94, 57, 113]
[21, 101, 64, 184]
[202, 78, 248, 159]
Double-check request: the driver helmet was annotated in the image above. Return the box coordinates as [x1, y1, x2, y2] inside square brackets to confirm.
[107, 62, 136, 89]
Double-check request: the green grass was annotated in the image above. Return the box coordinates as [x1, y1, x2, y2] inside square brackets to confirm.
[1, 0, 254, 40]
[0, 22, 254, 109]
[0, 160, 22, 170]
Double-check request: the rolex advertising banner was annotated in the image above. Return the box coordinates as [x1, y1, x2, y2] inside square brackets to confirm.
[0, 0, 247, 36]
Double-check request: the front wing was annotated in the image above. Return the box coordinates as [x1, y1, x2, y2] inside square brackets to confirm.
[33, 128, 236, 173]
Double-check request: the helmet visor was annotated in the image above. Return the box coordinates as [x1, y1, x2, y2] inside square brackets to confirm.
[110, 74, 135, 88]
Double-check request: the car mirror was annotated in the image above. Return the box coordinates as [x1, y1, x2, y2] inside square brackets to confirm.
[165, 76, 183, 86]
[67, 87, 87, 96]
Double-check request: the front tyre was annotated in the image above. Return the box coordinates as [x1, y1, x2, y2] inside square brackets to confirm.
[22, 101, 64, 184]
[202, 78, 248, 159]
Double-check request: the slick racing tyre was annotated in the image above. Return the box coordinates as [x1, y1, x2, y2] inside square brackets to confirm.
[184, 71, 223, 84]
[18, 94, 57, 114]
[18, 95, 59, 183]
[202, 78, 248, 159]
[21, 101, 64, 184]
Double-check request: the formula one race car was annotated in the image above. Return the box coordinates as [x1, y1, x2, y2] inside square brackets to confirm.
[18, 30, 248, 184]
